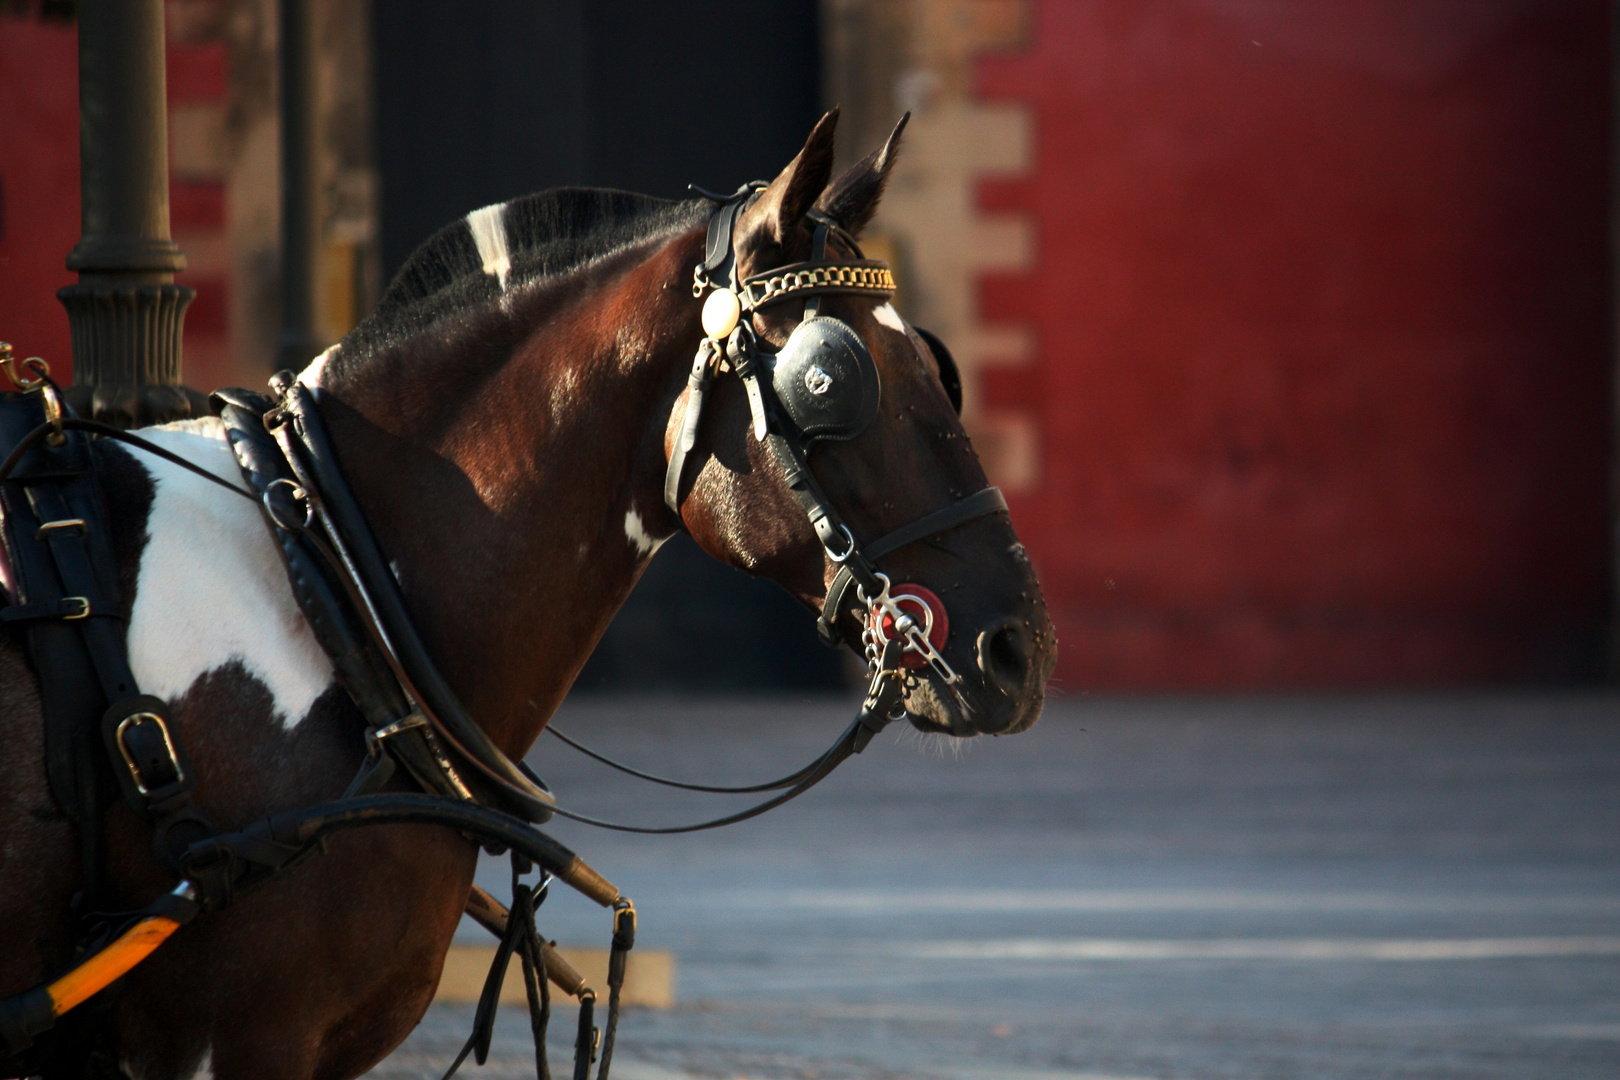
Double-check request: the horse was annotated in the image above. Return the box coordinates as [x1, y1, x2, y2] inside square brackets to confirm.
[0, 111, 1055, 1080]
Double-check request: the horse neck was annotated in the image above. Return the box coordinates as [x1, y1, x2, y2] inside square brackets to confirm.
[317, 233, 699, 756]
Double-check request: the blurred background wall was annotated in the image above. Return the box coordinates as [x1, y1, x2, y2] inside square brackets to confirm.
[0, 0, 1612, 691]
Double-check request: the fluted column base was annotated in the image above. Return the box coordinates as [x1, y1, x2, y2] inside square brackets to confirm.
[57, 282, 207, 427]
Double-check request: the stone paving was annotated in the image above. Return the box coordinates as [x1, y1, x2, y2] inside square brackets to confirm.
[367, 692, 1620, 1080]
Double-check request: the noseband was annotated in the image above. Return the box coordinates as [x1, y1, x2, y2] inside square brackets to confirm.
[665, 185, 1008, 709]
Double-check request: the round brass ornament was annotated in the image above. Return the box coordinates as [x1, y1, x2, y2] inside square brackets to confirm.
[701, 288, 741, 340]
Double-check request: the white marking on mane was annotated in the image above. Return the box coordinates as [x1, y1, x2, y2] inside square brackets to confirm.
[873, 302, 907, 333]
[466, 202, 513, 291]
[124, 419, 334, 729]
[623, 508, 666, 558]
[298, 343, 338, 388]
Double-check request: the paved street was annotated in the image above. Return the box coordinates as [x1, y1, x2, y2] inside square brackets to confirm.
[368, 692, 1620, 1079]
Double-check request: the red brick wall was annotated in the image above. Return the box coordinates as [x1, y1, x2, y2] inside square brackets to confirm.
[0, 19, 79, 378]
[977, 1, 1611, 687]
[0, 16, 235, 390]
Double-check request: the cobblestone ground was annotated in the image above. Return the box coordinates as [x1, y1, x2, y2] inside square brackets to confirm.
[367, 693, 1620, 1080]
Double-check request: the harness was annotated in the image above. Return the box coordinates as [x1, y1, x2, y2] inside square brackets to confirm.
[0, 188, 1009, 1078]
[0, 356, 628, 1080]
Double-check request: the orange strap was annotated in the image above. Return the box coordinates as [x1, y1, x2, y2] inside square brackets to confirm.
[47, 916, 181, 1015]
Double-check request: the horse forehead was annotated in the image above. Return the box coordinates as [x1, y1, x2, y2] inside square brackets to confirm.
[123, 421, 334, 728]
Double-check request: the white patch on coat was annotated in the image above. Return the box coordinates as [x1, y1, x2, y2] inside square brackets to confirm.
[183, 1047, 214, 1080]
[623, 508, 666, 558]
[124, 419, 334, 729]
[298, 343, 338, 388]
[120, 1045, 212, 1080]
[466, 202, 513, 291]
[873, 302, 907, 333]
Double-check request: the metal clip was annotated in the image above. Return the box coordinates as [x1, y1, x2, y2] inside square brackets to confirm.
[42, 383, 64, 444]
[613, 897, 637, 938]
[0, 344, 50, 391]
[60, 596, 90, 620]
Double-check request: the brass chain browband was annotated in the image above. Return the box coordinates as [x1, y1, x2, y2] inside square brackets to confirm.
[739, 259, 895, 311]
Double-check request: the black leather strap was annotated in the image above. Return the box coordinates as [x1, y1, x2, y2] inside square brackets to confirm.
[0, 596, 119, 623]
[700, 183, 761, 288]
[662, 341, 718, 512]
[266, 383, 556, 823]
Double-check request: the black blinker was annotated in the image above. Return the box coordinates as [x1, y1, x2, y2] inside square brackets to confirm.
[768, 317, 881, 441]
[914, 327, 962, 415]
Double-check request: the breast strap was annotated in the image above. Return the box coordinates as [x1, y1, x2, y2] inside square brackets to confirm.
[213, 383, 556, 824]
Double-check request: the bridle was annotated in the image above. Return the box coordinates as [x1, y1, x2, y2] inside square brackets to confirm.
[663, 183, 1009, 718]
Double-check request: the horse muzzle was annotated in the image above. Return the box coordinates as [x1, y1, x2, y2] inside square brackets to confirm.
[895, 599, 1054, 737]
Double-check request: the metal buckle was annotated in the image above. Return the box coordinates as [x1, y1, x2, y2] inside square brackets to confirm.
[823, 523, 857, 564]
[36, 518, 87, 539]
[365, 710, 429, 756]
[60, 596, 90, 620]
[114, 712, 186, 796]
[262, 478, 313, 531]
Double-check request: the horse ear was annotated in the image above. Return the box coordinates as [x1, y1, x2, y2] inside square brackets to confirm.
[740, 109, 840, 249]
[814, 112, 908, 238]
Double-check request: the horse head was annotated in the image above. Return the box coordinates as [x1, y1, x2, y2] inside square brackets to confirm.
[666, 112, 1056, 736]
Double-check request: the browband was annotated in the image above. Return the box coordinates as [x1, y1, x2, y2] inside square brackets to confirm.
[740, 260, 896, 311]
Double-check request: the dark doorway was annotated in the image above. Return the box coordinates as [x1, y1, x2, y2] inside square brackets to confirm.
[373, 1, 842, 691]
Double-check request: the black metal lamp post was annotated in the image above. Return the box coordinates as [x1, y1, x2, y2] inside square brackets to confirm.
[56, 0, 206, 427]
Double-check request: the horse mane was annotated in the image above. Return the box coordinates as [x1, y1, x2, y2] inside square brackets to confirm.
[327, 188, 709, 374]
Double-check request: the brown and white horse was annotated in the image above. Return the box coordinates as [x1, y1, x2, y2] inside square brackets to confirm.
[0, 114, 1054, 1079]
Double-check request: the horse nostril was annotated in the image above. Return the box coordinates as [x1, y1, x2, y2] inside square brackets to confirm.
[976, 619, 1028, 696]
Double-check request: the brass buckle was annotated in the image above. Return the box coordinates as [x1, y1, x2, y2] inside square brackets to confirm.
[114, 712, 186, 796]
[60, 596, 90, 620]
[36, 518, 86, 539]
[39, 380, 64, 446]
[366, 710, 428, 755]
